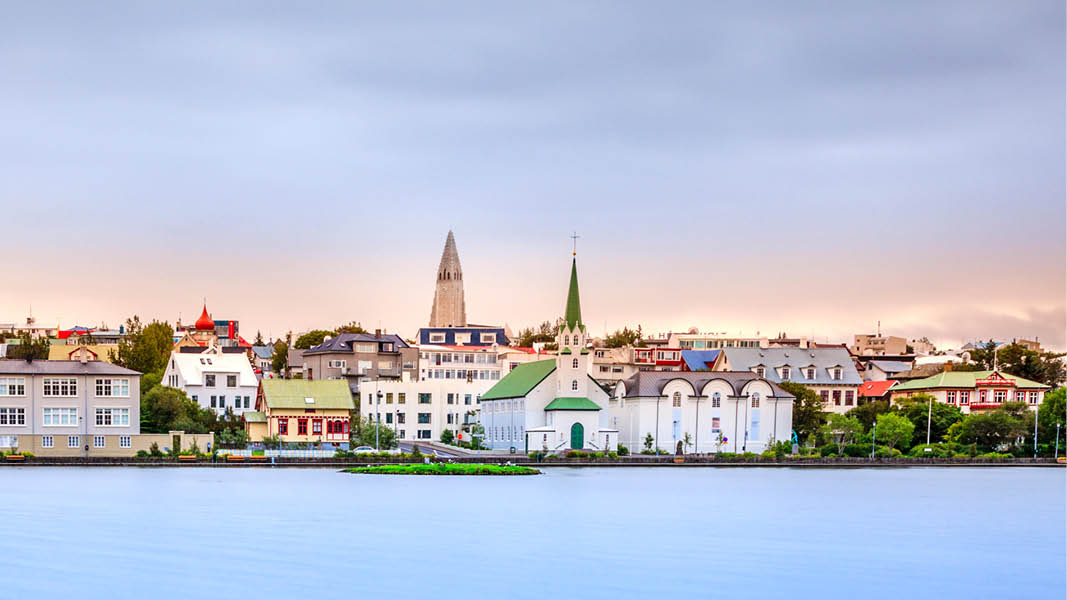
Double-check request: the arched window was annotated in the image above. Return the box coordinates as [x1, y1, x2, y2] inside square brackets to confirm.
[712, 392, 721, 408]
[751, 392, 760, 408]
[572, 358, 579, 369]
[672, 391, 681, 407]
[571, 379, 578, 391]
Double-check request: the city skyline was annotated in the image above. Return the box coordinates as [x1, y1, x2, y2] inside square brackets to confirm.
[1, 2, 1064, 349]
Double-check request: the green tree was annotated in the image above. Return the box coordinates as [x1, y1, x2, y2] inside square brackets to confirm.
[643, 433, 654, 452]
[846, 399, 891, 432]
[970, 342, 1066, 387]
[874, 413, 916, 452]
[1036, 388, 1066, 455]
[897, 394, 963, 445]
[111, 317, 173, 374]
[819, 414, 863, 455]
[515, 321, 557, 347]
[4, 332, 50, 361]
[955, 408, 1028, 452]
[140, 385, 214, 433]
[140, 369, 164, 399]
[777, 382, 826, 442]
[294, 330, 333, 349]
[604, 326, 643, 348]
[440, 429, 455, 445]
[350, 414, 396, 449]
[334, 322, 368, 335]
[271, 339, 289, 375]
[253, 330, 265, 346]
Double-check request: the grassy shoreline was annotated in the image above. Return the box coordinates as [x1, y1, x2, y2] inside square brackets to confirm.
[344, 463, 540, 476]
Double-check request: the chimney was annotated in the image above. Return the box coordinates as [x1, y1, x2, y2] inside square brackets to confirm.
[375, 329, 381, 338]
[944, 362, 953, 372]
[79, 349, 88, 365]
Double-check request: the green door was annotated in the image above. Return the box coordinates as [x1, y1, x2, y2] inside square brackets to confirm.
[570, 422, 584, 450]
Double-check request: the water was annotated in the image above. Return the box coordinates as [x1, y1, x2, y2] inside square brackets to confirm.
[0, 467, 1063, 599]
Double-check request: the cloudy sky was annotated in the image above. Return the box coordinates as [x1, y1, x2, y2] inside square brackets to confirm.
[2, 2, 1064, 349]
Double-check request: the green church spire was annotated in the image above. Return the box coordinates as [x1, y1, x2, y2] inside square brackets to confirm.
[564, 257, 583, 330]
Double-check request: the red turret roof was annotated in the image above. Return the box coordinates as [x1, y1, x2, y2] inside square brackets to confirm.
[194, 305, 215, 330]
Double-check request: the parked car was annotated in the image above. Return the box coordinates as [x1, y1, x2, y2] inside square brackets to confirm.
[353, 446, 376, 454]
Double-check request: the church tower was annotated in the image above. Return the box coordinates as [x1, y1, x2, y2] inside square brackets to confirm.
[429, 230, 467, 327]
[556, 255, 590, 398]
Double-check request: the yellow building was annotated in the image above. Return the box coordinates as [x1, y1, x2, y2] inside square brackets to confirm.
[245, 379, 354, 445]
[47, 344, 118, 363]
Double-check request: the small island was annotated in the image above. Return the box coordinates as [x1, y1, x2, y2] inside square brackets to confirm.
[344, 464, 540, 476]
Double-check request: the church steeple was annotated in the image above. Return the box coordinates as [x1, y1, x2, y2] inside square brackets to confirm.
[564, 257, 583, 331]
[429, 230, 467, 327]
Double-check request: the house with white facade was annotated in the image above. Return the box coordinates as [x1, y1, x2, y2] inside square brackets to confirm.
[611, 371, 794, 454]
[713, 346, 862, 414]
[359, 376, 495, 443]
[161, 346, 258, 416]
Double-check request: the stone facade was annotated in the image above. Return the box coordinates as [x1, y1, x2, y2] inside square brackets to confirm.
[428, 230, 467, 327]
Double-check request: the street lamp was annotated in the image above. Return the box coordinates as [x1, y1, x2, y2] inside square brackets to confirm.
[375, 389, 383, 451]
[871, 418, 878, 459]
[1055, 423, 1061, 460]
[925, 394, 933, 446]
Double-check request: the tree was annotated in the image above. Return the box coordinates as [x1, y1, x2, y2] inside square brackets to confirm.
[955, 408, 1028, 452]
[350, 414, 396, 449]
[110, 317, 173, 374]
[970, 342, 1066, 387]
[897, 394, 963, 445]
[819, 414, 863, 455]
[294, 330, 333, 350]
[140, 369, 164, 399]
[334, 322, 367, 335]
[515, 321, 557, 347]
[140, 385, 214, 434]
[4, 332, 50, 361]
[271, 339, 289, 375]
[875, 413, 915, 452]
[1037, 388, 1066, 455]
[777, 382, 825, 442]
[846, 399, 891, 432]
[253, 330, 265, 346]
[682, 432, 693, 453]
[440, 429, 455, 445]
[643, 433, 654, 452]
[469, 423, 486, 450]
[604, 326, 642, 348]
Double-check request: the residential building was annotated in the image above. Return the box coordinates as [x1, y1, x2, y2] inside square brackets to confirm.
[0, 315, 58, 339]
[286, 348, 305, 378]
[245, 379, 354, 445]
[1015, 339, 1042, 352]
[251, 345, 274, 378]
[174, 303, 250, 350]
[591, 347, 638, 384]
[47, 344, 118, 363]
[890, 370, 1048, 414]
[480, 254, 615, 453]
[161, 347, 258, 416]
[0, 358, 143, 456]
[680, 350, 722, 372]
[861, 359, 914, 382]
[301, 331, 417, 390]
[666, 331, 810, 350]
[909, 337, 936, 355]
[713, 346, 863, 414]
[857, 380, 896, 403]
[57, 325, 127, 345]
[359, 376, 494, 443]
[611, 371, 794, 454]
[852, 333, 908, 356]
[418, 344, 504, 383]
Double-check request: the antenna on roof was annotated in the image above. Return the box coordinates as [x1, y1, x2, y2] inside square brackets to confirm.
[877, 320, 881, 337]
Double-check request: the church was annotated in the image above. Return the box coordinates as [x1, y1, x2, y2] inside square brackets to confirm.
[479, 253, 615, 453]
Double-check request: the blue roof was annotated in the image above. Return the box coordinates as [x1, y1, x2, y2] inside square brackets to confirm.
[251, 345, 274, 359]
[682, 350, 721, 371]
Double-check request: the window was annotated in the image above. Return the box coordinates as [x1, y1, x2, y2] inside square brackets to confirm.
[43, 408, 77, 426]
[960, 391, 970, 405]
[95, 408, 130, 426]
[210, 396, 217, 408]
[398, 393, 406, 404]
[227, 375, 237, 387]
[755, 367, 765, 378]
[820, 390, 829, 403]
[447, 394, 455, 405]
[94, 436, 105, 448]
[385, 413, 393, 424]
[42, 435, 54, 448]
[244, 396, 250, 409]
[397, 413, 406, 424]
[68, 435, 80, 448]
[711, 417, 721, 431]
[418, 413, 431, 424]
[447, 413, 454, 425]
[95, 379, 129, 397]
[418, 393, 432, 404]
[806, 368, 815, 380]
[464, 394, 472, 406]
[205, 374, 216, 387]
[832, 390, 841, 406]
[43, 378, 77, 397]
[120, 436, 131, 448]
[298, 419, 308, 435]
[429, 333, 446, 343]
[312, 420, 322, 435]
[993, 390, 1006, 403]
[0, 378, 26, 396]
[0, 408, 25, 426]
[672, 392, 681, 407]
[845, 391, 854, 406]
[218, 396, 226, 409]
[328, 359, 347, 369]
[1029, 391, 1039, 404]
[417, 430, 431, 439]
[781, 367, 790, 380]
[278, 419, 288, 435]
[979, 390, 987, 403]
[386, 393, 393, 404]
[751, 393, 760, 408]
[946, 391, 956, 404]
[832, 368, 842, 381]
[481, 333, 496, 343]
[571, 380, 578, 391]
[711, 392, 721, 408]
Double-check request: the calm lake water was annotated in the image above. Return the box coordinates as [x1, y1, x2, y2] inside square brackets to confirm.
[0, 466, 1063, 599]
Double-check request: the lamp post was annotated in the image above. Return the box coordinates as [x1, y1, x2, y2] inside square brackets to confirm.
[1054, 423, 1061, 460]
[374, 389, 383, 451]
[871, 419, 877, 459]
[1033, 410, 1038, 459]
[925, 394, 933, 446]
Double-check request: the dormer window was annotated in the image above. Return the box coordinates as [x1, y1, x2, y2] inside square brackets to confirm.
[806, 367, 816, 379]
[755, 366, 765, 378]
[781, 366, 791, 380]
[832, 368, 842, 381]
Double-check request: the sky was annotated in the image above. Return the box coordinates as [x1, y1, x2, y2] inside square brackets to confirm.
[1, 1, 1064, 350]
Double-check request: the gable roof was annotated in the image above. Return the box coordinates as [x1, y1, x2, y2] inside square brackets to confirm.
[251, 345, 274, 360]
[891, 370, 1049, 392]
[681, 350, 721, 371]
[0, 359, 141, 376]
[858, 380, 896, 397]
[169, 351, 257, 387]
[481, 359, 556, 400]
[260, 379, 354, 410]
[869, 360, 911, 374]
[721, 347, 862, 385]
[544, 397, 600, 411]
[619, 370, 794, 399]
[304, 332, 409, 355]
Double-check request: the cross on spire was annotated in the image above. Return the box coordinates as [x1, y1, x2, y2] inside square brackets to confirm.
[570, 231, 580, 256]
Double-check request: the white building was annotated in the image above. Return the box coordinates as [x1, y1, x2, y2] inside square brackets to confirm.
[161, 347, 258, 416]
[359, 376, 495, 443]
[611, 371, 794, 454]
[713, 346, 863, 414]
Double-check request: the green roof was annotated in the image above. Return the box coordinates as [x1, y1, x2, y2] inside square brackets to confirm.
[261, 379, 355, 410]
[243, 410, 267, 423]
[481, 359, 556, 400]
[892, 370, 1048, 392]
[564, 257, 583, 330]
[544, 397, 601, 411]
[560, 347, 572, 354]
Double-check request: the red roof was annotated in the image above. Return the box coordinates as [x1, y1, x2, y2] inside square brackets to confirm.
[194, 305, 214, 330]
[858, 380, 896, 397]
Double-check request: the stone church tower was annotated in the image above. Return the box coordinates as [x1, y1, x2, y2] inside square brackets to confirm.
[429, 230, 467, 327]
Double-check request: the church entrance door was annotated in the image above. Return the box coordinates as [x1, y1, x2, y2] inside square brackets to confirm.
[570, 422, 584, 450]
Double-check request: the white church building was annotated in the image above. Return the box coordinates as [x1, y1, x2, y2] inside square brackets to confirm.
[479, 254, 616, 453]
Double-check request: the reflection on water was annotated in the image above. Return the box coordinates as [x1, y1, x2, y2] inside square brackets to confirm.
[0, 467, 1063, 599]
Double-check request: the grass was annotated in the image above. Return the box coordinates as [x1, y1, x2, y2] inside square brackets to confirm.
[344, 463, 540, 476]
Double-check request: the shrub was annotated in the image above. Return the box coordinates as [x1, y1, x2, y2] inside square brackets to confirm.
[873, 446, 903, 458]
[820, 443, 841, 457]
[617, 445, 630, 456]
[528, 451, 545, 461]
[977, 452, 1012, 459]
[909, 443, 954, 458]
[567, 450, 586, 459]
[843, 444, 869, 457]
[639, 449, 658, 455]
[136, 450, 149, 458]
[440, 429, 455, 445]
[148, 442, 163, 458]
[717, 452, 737, 459]
[592, 452, 605, 459]
[607, 451, 618, 459]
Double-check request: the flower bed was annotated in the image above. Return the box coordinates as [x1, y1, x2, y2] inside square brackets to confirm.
[344, 463, 540, 476]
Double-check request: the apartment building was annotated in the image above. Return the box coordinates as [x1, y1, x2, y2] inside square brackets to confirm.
[852, 334, 908, 356]
[358, 376, 495, 443]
